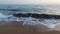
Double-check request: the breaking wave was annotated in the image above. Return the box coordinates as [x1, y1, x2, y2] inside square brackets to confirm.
[0, 13, 60, 29]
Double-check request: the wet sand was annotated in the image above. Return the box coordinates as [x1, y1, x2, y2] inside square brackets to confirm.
[0, 21, 60, 34]
[54, 24, 60, 31]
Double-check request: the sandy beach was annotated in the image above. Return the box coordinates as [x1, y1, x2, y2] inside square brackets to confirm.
[0, 21, 60, 34]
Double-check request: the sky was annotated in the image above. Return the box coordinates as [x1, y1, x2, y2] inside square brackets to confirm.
[0, 0, 60, 4]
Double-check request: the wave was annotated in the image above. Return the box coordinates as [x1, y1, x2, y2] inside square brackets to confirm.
[0, 13, 60, 29]
[0, 9, 21, 11]
[13, 13, 60, 19]
[12, 13, 60, 29]
[0, 8, 47, 11]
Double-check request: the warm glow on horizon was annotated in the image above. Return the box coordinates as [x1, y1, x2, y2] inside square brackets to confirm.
[0, 0, 60, 4]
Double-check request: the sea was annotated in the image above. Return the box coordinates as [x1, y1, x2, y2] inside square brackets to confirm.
[0, 4, 60, 29]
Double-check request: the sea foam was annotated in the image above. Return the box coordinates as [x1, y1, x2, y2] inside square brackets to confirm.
[0, 13, 60, 29]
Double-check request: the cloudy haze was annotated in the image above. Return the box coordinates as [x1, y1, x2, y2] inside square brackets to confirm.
[0, 0, 60, 4]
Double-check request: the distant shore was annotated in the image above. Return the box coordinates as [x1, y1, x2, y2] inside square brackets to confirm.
[0, 21, 60, 34]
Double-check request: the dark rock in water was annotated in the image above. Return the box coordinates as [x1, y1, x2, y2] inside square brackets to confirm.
[13, 13, 60, 19]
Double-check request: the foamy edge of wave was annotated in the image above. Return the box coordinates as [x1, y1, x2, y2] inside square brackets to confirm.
[0, 12, 59, 30]
[1, 16, 60, 29]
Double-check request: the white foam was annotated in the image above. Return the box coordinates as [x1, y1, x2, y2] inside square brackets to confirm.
[18, 17, 60, 29]
[7, 17, 60, 29]
[0, 13, 59, 29]
[0, 13, 11, 18]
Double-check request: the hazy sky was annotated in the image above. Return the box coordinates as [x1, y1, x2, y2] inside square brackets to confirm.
[0, 0, 60, 4]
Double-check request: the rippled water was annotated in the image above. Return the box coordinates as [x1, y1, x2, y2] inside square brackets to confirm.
[0, 4, 60, 15]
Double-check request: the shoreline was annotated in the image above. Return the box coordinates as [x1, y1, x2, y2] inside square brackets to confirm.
[0, 21, 60, 34]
